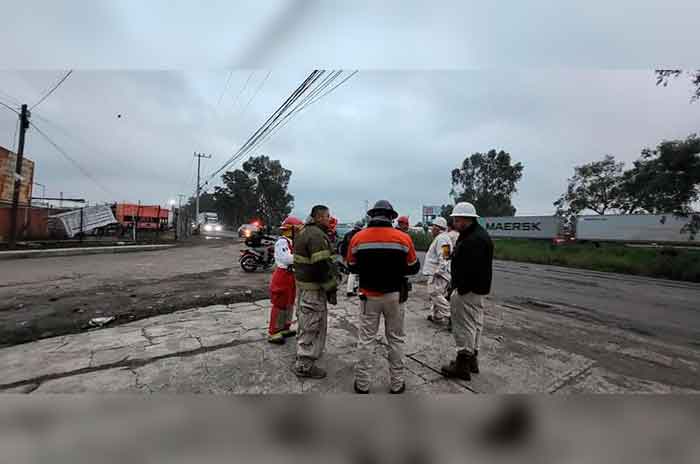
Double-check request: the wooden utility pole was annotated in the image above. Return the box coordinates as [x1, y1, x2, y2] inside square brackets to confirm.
[194, 152, 211, 222]
[9, 104, 31, 248]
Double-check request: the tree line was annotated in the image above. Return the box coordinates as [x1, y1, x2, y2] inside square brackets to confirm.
[438, 134, 699, 237]
[184, 155, 294, 230]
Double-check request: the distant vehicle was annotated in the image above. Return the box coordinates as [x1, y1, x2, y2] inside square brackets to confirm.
[238, 223, 260, 238]
[197, 212, 222, 233]
[112, 203, 169, 232]
[575, 214, 697, 245]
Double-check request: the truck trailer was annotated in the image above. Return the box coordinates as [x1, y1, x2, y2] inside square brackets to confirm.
[575, 214, 697, 245]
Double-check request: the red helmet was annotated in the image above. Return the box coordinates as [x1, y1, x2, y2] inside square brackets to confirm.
[397, 216, 409, 226]
[281, 216, 303, 230]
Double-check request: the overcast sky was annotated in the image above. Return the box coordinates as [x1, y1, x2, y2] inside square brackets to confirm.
[1, 2, 698, 223]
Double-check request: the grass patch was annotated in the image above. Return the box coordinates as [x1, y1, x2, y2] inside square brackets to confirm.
[408, 232, 700, 283]
[493, 239, 700, 283]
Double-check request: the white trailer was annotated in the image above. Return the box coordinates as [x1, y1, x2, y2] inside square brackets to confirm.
[479, 216, 562, 240]
[48, 205, 117, 238]
[575, 214, 697, 244]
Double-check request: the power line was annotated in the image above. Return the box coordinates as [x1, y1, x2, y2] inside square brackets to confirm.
[237, 70, 272, 120]
[216, 70, 234, 108]
[30, 70, 73, 110]
[199, 69, 357, 195]
[202, 70, 323, 187]
[253, 70, 348, 148]
[231, 71, 255, 112]
[29, 120, 114, 197]
[0, 100, 20, 115]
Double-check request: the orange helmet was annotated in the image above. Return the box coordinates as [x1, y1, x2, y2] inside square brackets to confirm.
[397, 216, 409, 227]
[281, 216, 303, 230]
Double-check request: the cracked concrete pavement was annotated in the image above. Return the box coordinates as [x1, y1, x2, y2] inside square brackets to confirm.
[2, 283, 699, 394]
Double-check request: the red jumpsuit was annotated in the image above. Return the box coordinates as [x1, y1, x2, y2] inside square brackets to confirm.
[268, 236, 296, 335]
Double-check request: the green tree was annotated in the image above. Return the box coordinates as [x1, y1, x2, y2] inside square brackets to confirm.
[655, 70, 700, 102]
[440, 204, 454, 220]
[451, 149, 524, 217]
[554, 155, 625, 216]
[213, 169, 257, 227]
[242, 155, 294, 228]
[619, 135, 700, 238]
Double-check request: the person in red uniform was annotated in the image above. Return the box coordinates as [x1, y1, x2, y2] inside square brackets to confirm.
[268, 216, 304, 344]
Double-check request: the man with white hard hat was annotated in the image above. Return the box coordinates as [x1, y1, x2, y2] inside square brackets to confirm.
[423, 216, 453, 325]
[441, 201, 493, 382]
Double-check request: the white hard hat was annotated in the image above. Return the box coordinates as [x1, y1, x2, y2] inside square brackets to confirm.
[450, 202, 479, 218]
[431, 217, 448, 230]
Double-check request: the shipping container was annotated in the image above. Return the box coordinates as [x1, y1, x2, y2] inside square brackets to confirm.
[575, 214, 697, 244]
[113, 203, 169, 230]
[48, 205, 117, 238]
[478, 216, 562, 240]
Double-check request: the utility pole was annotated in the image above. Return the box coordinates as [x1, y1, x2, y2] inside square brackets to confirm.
[194, 152, 211, 221]
[9, 104, 31, 248]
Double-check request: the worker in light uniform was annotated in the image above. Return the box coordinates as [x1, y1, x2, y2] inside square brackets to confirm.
[423, 217, 453, 324]
[348, 200, 421, 394]
[267, 216, 304, 344]
[442, 202, 493, 382]
[447, 217, 459, 249]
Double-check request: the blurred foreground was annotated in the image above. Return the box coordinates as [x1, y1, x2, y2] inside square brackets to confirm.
[1, 396, 699, 463]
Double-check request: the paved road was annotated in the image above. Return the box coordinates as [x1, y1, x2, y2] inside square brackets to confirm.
[417, 252, 700, 346]
[1, 242, 699, 393]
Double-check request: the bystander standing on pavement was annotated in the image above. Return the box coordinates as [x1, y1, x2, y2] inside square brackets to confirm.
[441, 202, 493, 382]
[292, 205, 338, 379]
[347, 200, 421, 394]
[267, 216, 304, 345]
[423, 217, 453, 325]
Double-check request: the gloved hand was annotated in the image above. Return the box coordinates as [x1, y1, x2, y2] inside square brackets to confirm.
[326, 290, 338, 306]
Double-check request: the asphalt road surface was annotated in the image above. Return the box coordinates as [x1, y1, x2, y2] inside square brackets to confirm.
[2, 243, 697, 349]
[416, 251, 700, 345]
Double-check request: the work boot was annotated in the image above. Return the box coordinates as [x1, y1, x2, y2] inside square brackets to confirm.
[469, 350, 480, 374]
[267, 332, 285, 345]
[441, 350, 471, 381]
[280, 328, 297, 338]
[295, 365, 327, 379]
[389, 382, 406, 394]
[354, 380, 370, 394]
[427, 315, 447, 325]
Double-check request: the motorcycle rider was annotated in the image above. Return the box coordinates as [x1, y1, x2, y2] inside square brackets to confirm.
[268, 216, 304, 344]
[245, 227, 276, 266]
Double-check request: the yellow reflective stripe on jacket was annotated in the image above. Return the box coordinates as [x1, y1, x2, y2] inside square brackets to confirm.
[294, 255, 311, 264]
[309, 249, 332, 264]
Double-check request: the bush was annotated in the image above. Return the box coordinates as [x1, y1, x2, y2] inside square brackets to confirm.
[408, 230, 433, 252]
[491, 239, 700, 283]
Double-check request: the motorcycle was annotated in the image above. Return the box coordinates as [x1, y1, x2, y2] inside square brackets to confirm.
[240, 233, 276, 272]
[239, 245, 275, 272]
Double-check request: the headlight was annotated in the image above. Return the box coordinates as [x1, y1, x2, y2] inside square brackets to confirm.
[204, 225, 213, 232]
[215, 225, 222, 231]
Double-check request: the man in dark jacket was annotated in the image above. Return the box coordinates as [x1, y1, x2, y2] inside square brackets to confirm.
[293, 205, 338, 379]
[441, 202, 494, 382]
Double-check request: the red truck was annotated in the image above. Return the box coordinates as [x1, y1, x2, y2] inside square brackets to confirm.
[112, 203, 169, 231]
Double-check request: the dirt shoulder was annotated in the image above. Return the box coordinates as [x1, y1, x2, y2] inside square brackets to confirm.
[0, 239, 269, 346]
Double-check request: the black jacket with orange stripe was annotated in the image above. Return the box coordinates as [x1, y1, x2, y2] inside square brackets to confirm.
[347, 219, 421, 295]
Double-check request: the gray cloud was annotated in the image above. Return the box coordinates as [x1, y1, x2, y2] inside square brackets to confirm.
[1, 68, 698, 222]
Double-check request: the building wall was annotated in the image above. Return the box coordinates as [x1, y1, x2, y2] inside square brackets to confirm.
[0, 146, 35, 205]
[0, 206, 51, 241]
